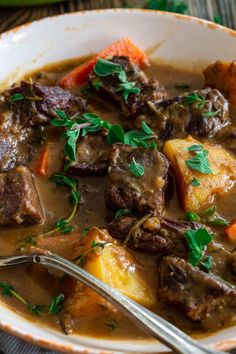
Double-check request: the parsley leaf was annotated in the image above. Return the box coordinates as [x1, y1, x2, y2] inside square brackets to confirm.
[0, 281, 15, 297]
[94, 59, 123, 77]
[202, 109, 221, 119]
[185, 145, 212, 174]
[115, 209, 131, 219]
[130, 157, 145, 177]
[9, 93, 24, 102]
[28, 304, 43, 316]
[201, 256, 212, 272]
[191, 178, 200, 186]
[184, 228, 212, 267]
[93, 58, 140, 102]
[118, 82, 141, 102]
[185, 211, 200, 221]
[49, 293, 65, 315]
[107, 124, 125, 144]
[183, 93, 209, 109]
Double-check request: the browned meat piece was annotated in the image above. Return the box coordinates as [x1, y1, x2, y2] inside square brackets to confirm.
[215, 125, 236, 153]
[0, 100, 34, 172]
[108, 215, 200, 255]
[0, 81, 86, 172]
[158, 256, 236, 329]
[68, 131, 110, 176]
[4, 80, 87, 126]
[88, 56, 166, 117]
[105, 144, 169, 215]
[136, 88, 230, 140]
[0, 166, 44, 225]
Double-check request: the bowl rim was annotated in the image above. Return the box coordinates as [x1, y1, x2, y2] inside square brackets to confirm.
[0, 7, 236, 354]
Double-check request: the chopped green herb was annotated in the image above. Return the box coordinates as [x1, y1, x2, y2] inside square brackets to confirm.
[107, 124, 125, 144]
[183, 93, 209, 109]
[130, 157, 145, 177]
[41, 174, 80, 237]
[199, 206, 216, 218]
[93, 58, 140, 102]
[74, 240, 106, 266]
[17, 236, 37, 253]
[92, 79, 102, 90]
[28, 304, 43, 316]
[185, 211, 200, 221]
[184, 228, 212, 266]
[117, 81, 141, 102]
[201, 256, 212, 272]
[175, 83, 190, 90]
[185, 205, 229, 228]
[202, 109, 220, 119]
[49, 293, 65, 315]
[54, 218, 74, 234]
[191, 178, 200, 186]
[185, 145, 212, 174]
[115, 209, 131, 219]
[9, 93, 25, 102]
[0, 281, 63, 317]
[187, 144, 203, 152]
[207, 218, 229, 227]
[0, 281, 15, 297]
[94, 59, 123, 77]
[81, 227, 90, 238]
[51, 110, 156, 165]
[105, 318, 118, 331]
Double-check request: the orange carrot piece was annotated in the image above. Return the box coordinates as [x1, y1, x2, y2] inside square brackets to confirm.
[35, 144, 49, 176]
[59, 37, 149, 89]
[225, 220, 236, 241]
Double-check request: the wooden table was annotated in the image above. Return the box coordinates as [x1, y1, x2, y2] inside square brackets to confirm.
[0, 0, 235, 353]
[0, 0, 235, 33]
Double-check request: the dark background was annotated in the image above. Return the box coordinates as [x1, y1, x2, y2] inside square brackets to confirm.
[0, 0, 235, 353]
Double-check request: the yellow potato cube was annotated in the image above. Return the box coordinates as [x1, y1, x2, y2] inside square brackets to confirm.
[163, 136, 236, 211]
[65, 228, 157, 319]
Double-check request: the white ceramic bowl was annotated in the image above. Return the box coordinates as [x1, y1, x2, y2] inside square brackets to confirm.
[0, 9, 236, 353]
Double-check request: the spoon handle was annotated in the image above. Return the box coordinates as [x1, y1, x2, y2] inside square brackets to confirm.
[32, 253, 223, 354]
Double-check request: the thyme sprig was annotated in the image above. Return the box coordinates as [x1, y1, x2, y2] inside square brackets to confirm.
[0, 281, 64, 316]
[73, 240, 107, 266]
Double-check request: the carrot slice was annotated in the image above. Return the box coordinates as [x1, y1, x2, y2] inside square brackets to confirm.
[35, 144, 49, 176]
[225, 220, 236, 241]
[59, 37, 149, 89]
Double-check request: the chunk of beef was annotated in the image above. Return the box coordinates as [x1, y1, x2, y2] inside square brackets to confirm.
[215, 124, 236, 153]
[0, 99, 34, 171]
[68, 130, 110, 176]
[158, 256, 236, 328]
[108, 215, 200, 255]
[3, 80, 87, 127]
[105, 144, 169, 215]
[0, 166, 44, 225]
[0, 81, 86, 172]
[88, 56, 166, 117]
[136, 88, 230, 140]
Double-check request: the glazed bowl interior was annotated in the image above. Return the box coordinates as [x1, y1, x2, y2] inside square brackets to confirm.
[0, 9, 236, 353]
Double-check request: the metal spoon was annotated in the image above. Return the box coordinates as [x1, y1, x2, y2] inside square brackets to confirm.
[0, 253, 225, 354]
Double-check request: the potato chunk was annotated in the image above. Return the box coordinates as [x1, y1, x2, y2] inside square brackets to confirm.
[163, 136, 236, 211]
[65, 228, 157, 319]
[204, 61, 236, 108]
